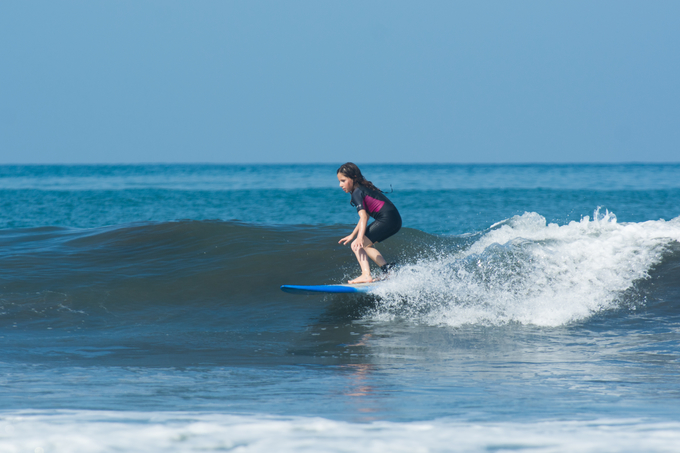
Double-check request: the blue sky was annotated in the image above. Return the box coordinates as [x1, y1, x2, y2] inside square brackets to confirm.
[1, 1, 678, 164]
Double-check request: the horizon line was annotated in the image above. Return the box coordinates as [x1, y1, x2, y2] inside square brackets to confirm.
[2, 161, 680, 166]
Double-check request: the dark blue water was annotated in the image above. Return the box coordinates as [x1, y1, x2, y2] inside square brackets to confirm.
[1, 164, 679, 452]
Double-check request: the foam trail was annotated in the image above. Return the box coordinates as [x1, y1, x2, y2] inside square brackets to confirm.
[373, 210, 680, 327]
[3, 411, 680, 453]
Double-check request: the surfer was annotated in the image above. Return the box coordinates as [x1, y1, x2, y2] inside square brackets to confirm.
[337, 162, 402, 284]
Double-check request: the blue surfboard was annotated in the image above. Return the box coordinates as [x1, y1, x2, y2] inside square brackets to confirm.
[280, 282, 380, 295]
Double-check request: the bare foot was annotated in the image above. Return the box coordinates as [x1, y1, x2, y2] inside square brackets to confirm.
[348, 275, 374, 284]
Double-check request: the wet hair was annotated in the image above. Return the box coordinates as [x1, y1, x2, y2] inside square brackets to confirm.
[336, 162, 381, 192]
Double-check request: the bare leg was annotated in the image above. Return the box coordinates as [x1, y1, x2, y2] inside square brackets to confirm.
[349, 247, 372, 284]
[348, 237, 387, 284]
[364, 244, 387, 267]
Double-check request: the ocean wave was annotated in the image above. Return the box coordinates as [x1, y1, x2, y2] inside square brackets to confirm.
[1, 215, 679, 331]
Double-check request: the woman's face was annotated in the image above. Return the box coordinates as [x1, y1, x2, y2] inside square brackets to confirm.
[337, 172, 354, 193]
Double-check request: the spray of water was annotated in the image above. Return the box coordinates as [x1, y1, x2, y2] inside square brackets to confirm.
[372, 210, 680, 327]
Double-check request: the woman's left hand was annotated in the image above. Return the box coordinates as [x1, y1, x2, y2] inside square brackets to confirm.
[351, 237, 364, 252]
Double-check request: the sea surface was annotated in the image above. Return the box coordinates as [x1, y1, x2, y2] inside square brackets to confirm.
[1, 163, 680, 452]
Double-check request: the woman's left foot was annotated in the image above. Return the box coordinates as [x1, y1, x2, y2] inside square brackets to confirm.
[380, 262, 397, 273]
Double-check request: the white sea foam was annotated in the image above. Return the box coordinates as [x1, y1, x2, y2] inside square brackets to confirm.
[373, 211, 680, 327]
[1, 411, 679, 453]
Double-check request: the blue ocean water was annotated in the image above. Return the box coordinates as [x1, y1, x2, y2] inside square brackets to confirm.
[1, 164, 680, 452]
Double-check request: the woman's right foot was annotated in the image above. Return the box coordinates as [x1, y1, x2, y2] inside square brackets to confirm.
[348, 275, 374, 284]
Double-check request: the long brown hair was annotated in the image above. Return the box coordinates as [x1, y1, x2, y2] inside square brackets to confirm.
[336, 162, 381, 192]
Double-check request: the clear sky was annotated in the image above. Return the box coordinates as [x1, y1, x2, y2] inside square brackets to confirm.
[1, 1, 678, 164]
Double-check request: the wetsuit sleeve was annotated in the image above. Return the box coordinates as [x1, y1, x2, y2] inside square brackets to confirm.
[350, 187, 365, 212]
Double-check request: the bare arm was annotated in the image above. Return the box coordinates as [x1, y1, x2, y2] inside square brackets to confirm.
[339, 210, 368, 246]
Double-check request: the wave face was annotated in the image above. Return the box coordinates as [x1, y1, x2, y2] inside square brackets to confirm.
[0, 221, 352, 328]
[373, 211, 680, 326]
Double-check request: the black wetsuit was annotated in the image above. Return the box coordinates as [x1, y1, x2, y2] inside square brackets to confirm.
[350, 185, 402, 243]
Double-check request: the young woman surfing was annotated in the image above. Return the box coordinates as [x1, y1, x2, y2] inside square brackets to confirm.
[337, 162, 402, 284]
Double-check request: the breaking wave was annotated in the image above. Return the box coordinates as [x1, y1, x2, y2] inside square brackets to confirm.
[372, 210, 680, 326]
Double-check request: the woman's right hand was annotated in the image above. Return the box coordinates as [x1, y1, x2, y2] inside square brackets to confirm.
[339, 235, 354, 245]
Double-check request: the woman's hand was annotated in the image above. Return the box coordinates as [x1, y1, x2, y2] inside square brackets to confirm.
[339, 235, 354, 245]
[351, 237, 364, 252]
